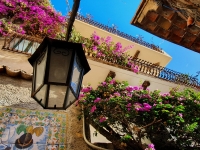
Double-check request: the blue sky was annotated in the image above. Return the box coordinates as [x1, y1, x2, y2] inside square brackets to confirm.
[51, 0, 200, 79]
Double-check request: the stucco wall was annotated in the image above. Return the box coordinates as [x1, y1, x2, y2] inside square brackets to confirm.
[83, 59, 198, 93]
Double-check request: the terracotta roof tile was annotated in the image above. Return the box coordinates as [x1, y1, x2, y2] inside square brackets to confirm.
[0, 65, 32, 80]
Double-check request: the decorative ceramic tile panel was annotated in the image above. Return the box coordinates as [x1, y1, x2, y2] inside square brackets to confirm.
[0, 107, 68, 150]
[0, 111, 11, 124]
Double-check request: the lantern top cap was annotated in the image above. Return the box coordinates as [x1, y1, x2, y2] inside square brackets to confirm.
[28, 37, 90, 75]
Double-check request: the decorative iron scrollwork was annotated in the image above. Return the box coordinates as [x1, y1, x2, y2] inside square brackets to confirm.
[53, 48, 70, 56]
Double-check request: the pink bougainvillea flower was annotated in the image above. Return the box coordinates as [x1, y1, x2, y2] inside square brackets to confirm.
[102, 81, 107, 86]
[133, 86, 140, 90]
[112, 42, 128, 57]
[92, 46, 97, 51]
[115, 42, 122, 50]
[99, 116, 107, 122]
[161, 93, 170, 97]
[145, 143, 155, 150]
[94, 97, 101, 103]
[110, 79, 116, 84]
[90, 105, 97, 113]
[97, 52, 103, 57]
[126, 103, 132, 111]
[126, 86, 134, 92]
[131, 65, 139, 73]
[78, 93, 85, 99]
[92, 31, 100, 42]
[178, 97, 186, 101]
[94, 35, 100, 41]
[114, 92, 120, 97]
[105, 36, 112, 44]
[81, 87, 92, 93]
[143, 103, 152, 111]
[179, 113, 183, 118]
[127, 61, 132, 67]
[134, 103, 152, 112]
[127, 93, 132, 98]
[134, 103, 143, 111]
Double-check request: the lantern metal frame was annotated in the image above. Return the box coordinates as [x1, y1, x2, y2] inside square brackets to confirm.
[28, 37, 90, 109]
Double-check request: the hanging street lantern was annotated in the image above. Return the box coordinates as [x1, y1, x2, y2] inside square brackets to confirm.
[28, 37, 90, 109]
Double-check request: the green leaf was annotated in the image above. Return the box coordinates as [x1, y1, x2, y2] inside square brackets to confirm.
[124, 134, 132, 140]
[162, 109, 169, 113]
[125, 114, 130, 117]
[16, 124, 27, 135]
[185, 122, 198, 132]
[180, 118, 185, 123]
[175, 105, 185, 112]
[165, 104, 172, 108]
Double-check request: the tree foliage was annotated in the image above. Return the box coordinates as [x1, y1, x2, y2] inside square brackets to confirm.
[78, 77, 200, 150]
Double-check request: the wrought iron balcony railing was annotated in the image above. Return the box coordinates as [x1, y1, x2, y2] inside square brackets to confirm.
[132, 58, 200, 88]
[86, 53, 200, 89]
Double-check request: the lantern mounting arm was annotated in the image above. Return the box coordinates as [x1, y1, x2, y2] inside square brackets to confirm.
[65, 0, 81, 41]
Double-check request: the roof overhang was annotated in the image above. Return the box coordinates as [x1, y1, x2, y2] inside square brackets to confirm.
[131, 0, 200, 54]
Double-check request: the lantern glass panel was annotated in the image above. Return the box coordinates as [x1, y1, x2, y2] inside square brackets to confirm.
[34, 48, 48, 90]
[34, 84, 47, 107]
[48, 85, 67, 108]
[48, 47, 72, 83]
[64, 88, 76, 109]
[70, 54, 83, 95]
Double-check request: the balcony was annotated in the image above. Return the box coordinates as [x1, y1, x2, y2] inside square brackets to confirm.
[76, 15, 164, 53]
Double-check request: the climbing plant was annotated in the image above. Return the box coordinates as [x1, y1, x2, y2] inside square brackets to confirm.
[0, 0, 66, 38]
